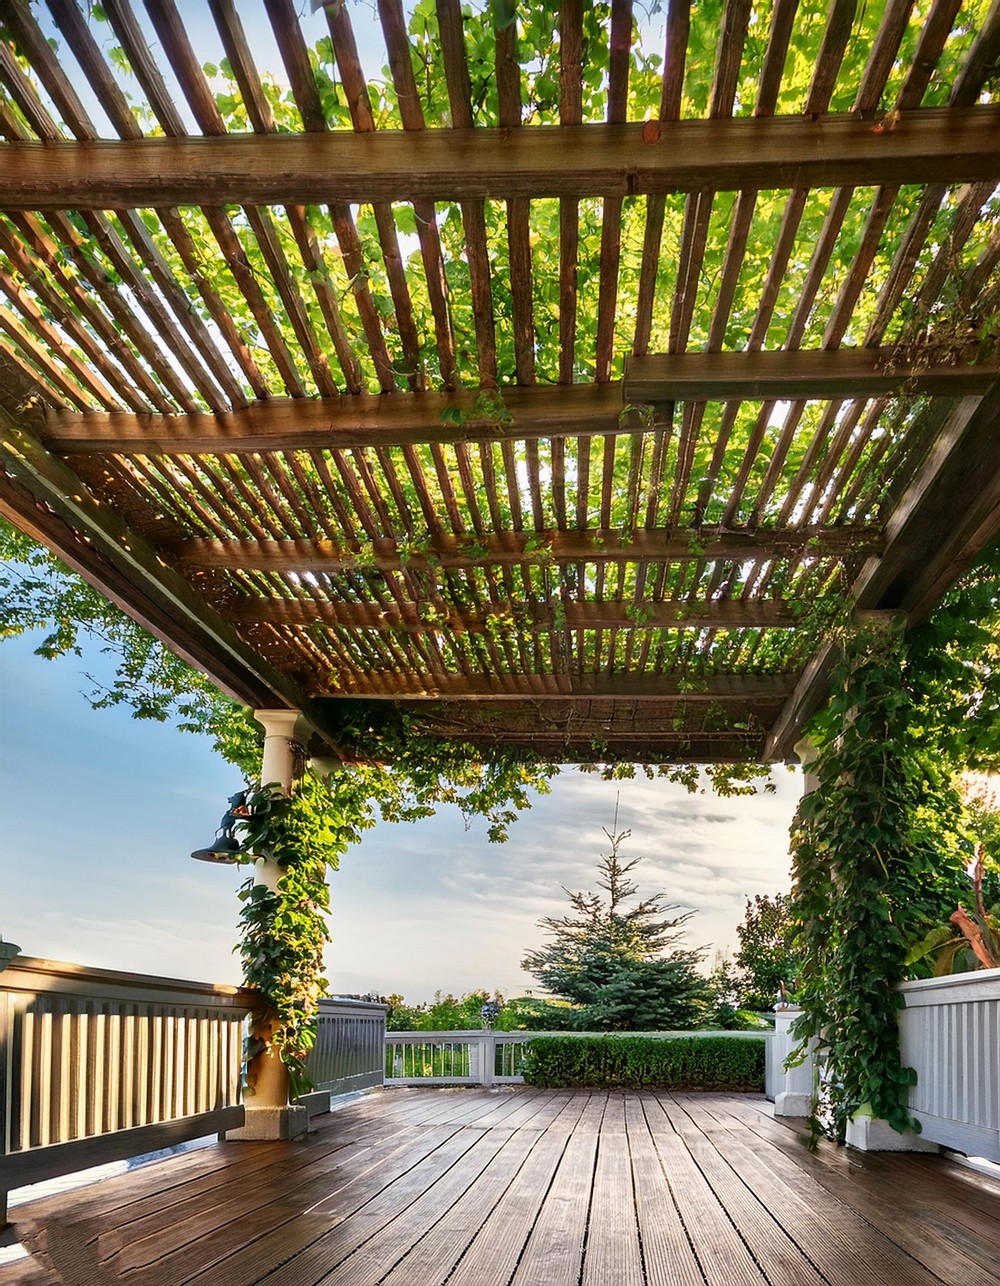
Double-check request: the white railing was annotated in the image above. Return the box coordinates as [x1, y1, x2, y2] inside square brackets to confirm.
[0, 955, 251, 1221]
[384, 1028, 765, 1087]
[385, 1030, 532, 1086]
[899, 966, 1000, 1161]
[307, 997, 387, 1099]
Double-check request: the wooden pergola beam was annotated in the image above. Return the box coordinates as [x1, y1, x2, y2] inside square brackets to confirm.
[764, 378, 1000, 761]
[313, 674, 797, 701]
[36, 352, 995, 455]
[624, 350, 998, 402]
[3, 107, 998, 208]
[37, 383, 631, 454]
[0, 414, 336, 740]
[178, 527, 880, 572]
[224, 597, 798, 631]
[380, 736, 765, 764]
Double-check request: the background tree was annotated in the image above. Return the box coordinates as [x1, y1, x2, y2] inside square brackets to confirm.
[521, 828, 708, 1030]
[734, 894, 800, 1011]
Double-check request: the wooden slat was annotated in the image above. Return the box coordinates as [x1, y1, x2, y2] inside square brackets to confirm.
[6, 108, 1000, 207]
[326, 3, 424, 390]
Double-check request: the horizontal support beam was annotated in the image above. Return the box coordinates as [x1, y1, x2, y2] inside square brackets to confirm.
[179, 527, 880, 572]
[39, 346, 994, 456]
[39, 384, 634, 454]
[384, 734, 765, 765]
[624, 350, 998, 402]
[2, 108, 998, 207]
[225, 597, 798, 631]
[314, 674, 797, 701]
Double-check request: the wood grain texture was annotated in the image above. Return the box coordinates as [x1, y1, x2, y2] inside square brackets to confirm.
[10, 1088, 1000, 1286]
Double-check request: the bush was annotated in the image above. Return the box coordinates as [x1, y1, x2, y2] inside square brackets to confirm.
[521, 1034, 765, 1090]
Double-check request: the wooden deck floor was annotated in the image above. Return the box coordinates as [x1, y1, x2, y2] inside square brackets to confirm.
[5, 1087, 1000, 1285]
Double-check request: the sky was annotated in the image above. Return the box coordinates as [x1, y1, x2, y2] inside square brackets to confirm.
[0, 628, 802, 1003]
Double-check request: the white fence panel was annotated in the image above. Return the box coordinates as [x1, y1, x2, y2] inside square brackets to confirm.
[900, 967, 1000, 1161]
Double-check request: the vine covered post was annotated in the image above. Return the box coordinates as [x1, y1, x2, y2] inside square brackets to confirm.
[790, 614, 963, 1150]
[229, 708, 309, 1142]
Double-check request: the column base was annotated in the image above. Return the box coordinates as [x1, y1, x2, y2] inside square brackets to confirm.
[225, 1105, 308, 1141]
[845, 1114, 939, 1153]
[773, 1090, 813, 1118]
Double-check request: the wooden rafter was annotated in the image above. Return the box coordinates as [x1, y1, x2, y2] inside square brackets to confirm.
[33, 351, 998, 453]
[0, 412, 336, 741]
[312, 674, 797, 700]
[3, 107, 999, 208]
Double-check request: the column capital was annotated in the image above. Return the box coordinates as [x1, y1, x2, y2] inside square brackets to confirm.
[253, 708, 303, 740]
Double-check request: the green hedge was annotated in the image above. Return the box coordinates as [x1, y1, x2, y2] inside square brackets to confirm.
[521, 1034, 765, 1090]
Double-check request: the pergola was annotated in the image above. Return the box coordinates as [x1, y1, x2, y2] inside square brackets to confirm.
[1, 0, 999, 769]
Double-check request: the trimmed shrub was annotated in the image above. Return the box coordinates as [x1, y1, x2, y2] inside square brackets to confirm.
[521, 1034, 765, 1090]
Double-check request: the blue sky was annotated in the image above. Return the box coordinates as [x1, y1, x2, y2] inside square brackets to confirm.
[1, 628, 802, 1002]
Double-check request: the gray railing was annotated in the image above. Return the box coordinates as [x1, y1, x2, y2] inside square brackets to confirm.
[306, 997, 388, 1100]
[0, 955, 251, 1222]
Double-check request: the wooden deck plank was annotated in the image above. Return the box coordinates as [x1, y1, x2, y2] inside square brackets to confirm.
[510, 1130, 598, 1286]
[581, 1127, 643, 1285]
[642, 1099, 769, 1285]
[8, 1088, 1000, 1286]
[715, 1099, 1000, 1286]
[377, 1126, 546, 1285]
[625, 1102, 705, 1286]
[103, 1126, 445, 1277]
[445, 1130, 569, 1286]
[316, 1128, 518, 1285]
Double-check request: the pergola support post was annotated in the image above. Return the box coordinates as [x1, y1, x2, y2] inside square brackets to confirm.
[773, 737, 819, 1119]
[226, 708, 309, 1142]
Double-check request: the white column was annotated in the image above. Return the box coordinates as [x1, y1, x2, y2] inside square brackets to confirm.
[253, 709, 301, 892]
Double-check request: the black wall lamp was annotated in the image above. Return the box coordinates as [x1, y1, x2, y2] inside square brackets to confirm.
[190, 790, 250, 864]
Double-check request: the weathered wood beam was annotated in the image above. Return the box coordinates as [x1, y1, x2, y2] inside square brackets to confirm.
[38, 349, 996, 454]
[386, 734, 764, 764]
[853, 380, 1000, 621]
[2, 107, 998, 208]
[313, 674, 796, 700]
[223, 597, 798, 631]
[0, 414, 336, 741]
[178, 527, 880, 572]
[764, 378, 1000, 760]
[624, 349, 998, 402]
[38, 384, 631, 454]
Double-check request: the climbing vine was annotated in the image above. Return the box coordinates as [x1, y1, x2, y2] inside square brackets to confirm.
[232, 779, 346, 1098]
[790, 616, 970, 1142]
